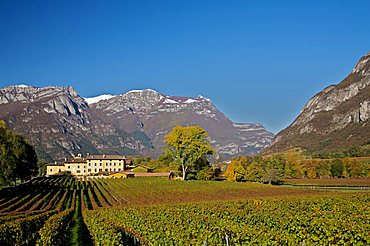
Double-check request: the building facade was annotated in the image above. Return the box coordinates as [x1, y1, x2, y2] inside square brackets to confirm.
[46, 154, 131, 176]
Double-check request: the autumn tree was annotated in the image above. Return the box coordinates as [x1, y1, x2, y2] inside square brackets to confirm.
[224, 159, 246, 181]
[243, 162, 261, 181]
[331, 158, 343, 178]
[133, 155, 152, 166]
[164, 126, 214, 180]
[196, 164, 222, 181]
[257, 158, 281, 184]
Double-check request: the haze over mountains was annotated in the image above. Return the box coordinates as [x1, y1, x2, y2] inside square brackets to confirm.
[0, 86, 273, 161]
[268, 52, 370, 152]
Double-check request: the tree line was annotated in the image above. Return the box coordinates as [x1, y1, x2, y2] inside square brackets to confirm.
[0, 120, 38, 186]
[138, 126, 370, 182]
[224, 154, 370, 183]
[309, 143, 370, 159]
[2, 120, 365, 185]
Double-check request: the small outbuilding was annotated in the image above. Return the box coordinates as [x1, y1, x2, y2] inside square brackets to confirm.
[132, 165, 155, 173]
[134, 172, 170, 177]
[108, 171, 135, 179]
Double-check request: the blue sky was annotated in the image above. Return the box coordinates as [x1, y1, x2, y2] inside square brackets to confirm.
[1, 0, 369, 133]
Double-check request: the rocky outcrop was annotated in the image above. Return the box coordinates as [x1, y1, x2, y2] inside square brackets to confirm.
[0, 85, 273, 161]
[269, 52, 370, 152]
[0, 86, 146, 161]
[91, 89, 274, 158]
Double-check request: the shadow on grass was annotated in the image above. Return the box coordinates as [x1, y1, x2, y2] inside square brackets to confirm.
[70, 190, 94, 246]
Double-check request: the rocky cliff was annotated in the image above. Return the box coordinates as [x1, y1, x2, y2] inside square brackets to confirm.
[90, 89, 273, 159]
[0, 86, 148, 161]
[0, 86, 273, 161]
[269, 52, 370, 152]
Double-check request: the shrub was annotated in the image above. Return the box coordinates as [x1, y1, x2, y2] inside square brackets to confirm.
[0, 211, 55, 246]
[37, 209, 74, 246]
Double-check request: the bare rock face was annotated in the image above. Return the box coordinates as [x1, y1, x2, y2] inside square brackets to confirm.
[91, 89, 274, 159]
[269, 52, 370, 152]
[0, 85, 273, 161]
[360, 100, 370, 122]
[0, 85, 145, 161]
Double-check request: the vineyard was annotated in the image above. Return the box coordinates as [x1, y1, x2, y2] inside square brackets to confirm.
[283, 178, 370, 187]
[0, 177, 369, 245]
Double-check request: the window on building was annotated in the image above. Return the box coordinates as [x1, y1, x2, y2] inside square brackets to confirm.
[88, 163, 91, 166]
[113, 168, 116, 171]
[118, 168, 121, 171]
[94, 169, 97, 172]
[94, 163, 97, 166]
[77, 166, 80, 168]
[88, 169, 91, 172]
[50, 169, 52, 172]
[77, 170, 80, 173]
[105, 169, 108, 172]
[100, 163, 102, 166]
[99, 169, 102, 172]
[68, 166, 70, 169]
[58, 169, 61, 172]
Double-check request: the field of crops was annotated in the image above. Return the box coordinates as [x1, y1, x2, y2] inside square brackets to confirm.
[0, 177, 369, 245]
[85, 195, 370, 245]
[283, 178, 370, 187]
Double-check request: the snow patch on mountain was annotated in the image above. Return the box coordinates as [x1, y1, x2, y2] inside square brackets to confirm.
[196, 95, 211, 102]
[184, 98, 198, 104]
[126, 89, 159, 94]
[163, 98, 179, 104]
[84, 94, 116, 105]
[15, 84, 30, 88]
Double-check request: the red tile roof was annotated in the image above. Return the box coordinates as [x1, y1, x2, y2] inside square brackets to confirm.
[134, 172, 170, 177]
[86, 155, 126, 160]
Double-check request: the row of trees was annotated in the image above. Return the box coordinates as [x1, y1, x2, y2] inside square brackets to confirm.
[224, 156, 284, 184]
[310, 144, 370, 159]
[0, 120, 38, 186]
[1, 121, 367, 185]
[139, 125, 369, 182]
[224, 155, 370, 183]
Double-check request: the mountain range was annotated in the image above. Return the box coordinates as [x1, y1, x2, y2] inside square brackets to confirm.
[0, 86, 273, 161]
[2, 52, 369, 161]
[268, 52, 370, 152]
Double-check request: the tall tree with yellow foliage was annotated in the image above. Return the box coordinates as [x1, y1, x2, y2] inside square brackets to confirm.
[164, 126, 214, 180]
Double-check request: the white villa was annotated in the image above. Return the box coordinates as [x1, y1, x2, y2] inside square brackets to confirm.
[46, 154, 132, 176]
